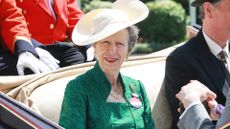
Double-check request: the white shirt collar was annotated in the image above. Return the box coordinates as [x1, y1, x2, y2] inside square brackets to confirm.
[224, 43, 229, 58]
[203, 30, 229, 58]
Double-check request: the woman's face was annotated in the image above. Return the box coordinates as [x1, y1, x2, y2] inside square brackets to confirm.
[94, 29, 129, 73]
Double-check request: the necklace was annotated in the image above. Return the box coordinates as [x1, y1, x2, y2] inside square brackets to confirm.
[110, 81, 123, 99]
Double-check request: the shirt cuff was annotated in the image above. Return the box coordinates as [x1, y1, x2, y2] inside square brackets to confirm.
[179, 101, 202, 119]
[31, 39, 44, 48]
[14, 36, 32, 44]
[14, 39, 38, 57]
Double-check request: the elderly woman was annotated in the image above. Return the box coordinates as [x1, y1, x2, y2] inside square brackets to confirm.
[59, 0, 154, 129]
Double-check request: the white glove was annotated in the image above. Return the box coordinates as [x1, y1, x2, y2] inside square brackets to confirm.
[35, 47, 60, 70]
[86, 47, 95, 61]
[17, 52, 52, 75]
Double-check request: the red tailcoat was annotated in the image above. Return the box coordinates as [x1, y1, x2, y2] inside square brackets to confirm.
[16, 0, 83, 44]
[0, 0, 31, 53]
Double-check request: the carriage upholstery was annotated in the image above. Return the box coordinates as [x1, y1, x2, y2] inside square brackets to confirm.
[0, 25, 199, 129]
[0, 45, 178, 129]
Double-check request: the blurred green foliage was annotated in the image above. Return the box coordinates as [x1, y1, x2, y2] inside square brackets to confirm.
[133, 43, 153, 54]
[83, 0, 112, 13]
[138, 0, 186, 44]
[171, 0, 189, 14]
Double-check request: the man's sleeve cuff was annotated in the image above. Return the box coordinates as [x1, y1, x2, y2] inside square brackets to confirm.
[179, 101, 202, 119]
[14, 40, 38, 57]
[31, 39, 44, 48]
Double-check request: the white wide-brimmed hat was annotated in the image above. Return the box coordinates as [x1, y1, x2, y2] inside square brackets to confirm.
[72, 0, 149, 46]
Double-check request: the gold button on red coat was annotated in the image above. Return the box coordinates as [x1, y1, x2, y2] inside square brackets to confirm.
[23, 10, 26, 14]
[49, 24, 54, 29]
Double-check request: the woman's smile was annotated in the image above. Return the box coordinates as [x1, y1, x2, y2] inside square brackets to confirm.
[104, 56, 118, 63]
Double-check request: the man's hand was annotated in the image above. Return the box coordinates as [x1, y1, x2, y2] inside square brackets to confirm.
[16, 52, 52, 75]
[209, 99, 220, 120]
[35, 47, 60, 70]
[176, 80, 217, 108]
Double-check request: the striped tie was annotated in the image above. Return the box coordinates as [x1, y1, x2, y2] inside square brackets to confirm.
[219, 50, 229, 71]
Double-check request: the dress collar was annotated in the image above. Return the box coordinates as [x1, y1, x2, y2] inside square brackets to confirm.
[203, 30, 229, 58]
[90, 62, 130, 101]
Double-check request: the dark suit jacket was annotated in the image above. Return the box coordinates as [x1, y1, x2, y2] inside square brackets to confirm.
[178, 89, 230, 129]
[163, 30, 228, 129]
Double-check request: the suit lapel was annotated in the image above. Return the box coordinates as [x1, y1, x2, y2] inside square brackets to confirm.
[52, 0, 63, 16]
[34, 0, 54, 18]
[195, 30, 228, 93]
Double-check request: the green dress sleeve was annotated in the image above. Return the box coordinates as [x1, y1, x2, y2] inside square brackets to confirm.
[59, 79, 87, 129]
[138, 80, 155, 129]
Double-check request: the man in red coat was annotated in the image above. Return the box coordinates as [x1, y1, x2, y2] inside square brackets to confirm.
[15, 0, 93, 66]
[0, 0, 59, 75]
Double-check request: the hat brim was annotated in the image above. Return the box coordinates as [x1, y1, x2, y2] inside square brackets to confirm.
[72, 0, 149, 46]
[191, 0, 205, 7]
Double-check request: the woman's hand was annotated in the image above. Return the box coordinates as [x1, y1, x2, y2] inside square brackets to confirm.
[208, 99, 220, 120]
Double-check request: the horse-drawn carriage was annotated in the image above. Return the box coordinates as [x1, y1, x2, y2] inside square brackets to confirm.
[0, 25, 199, 129]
